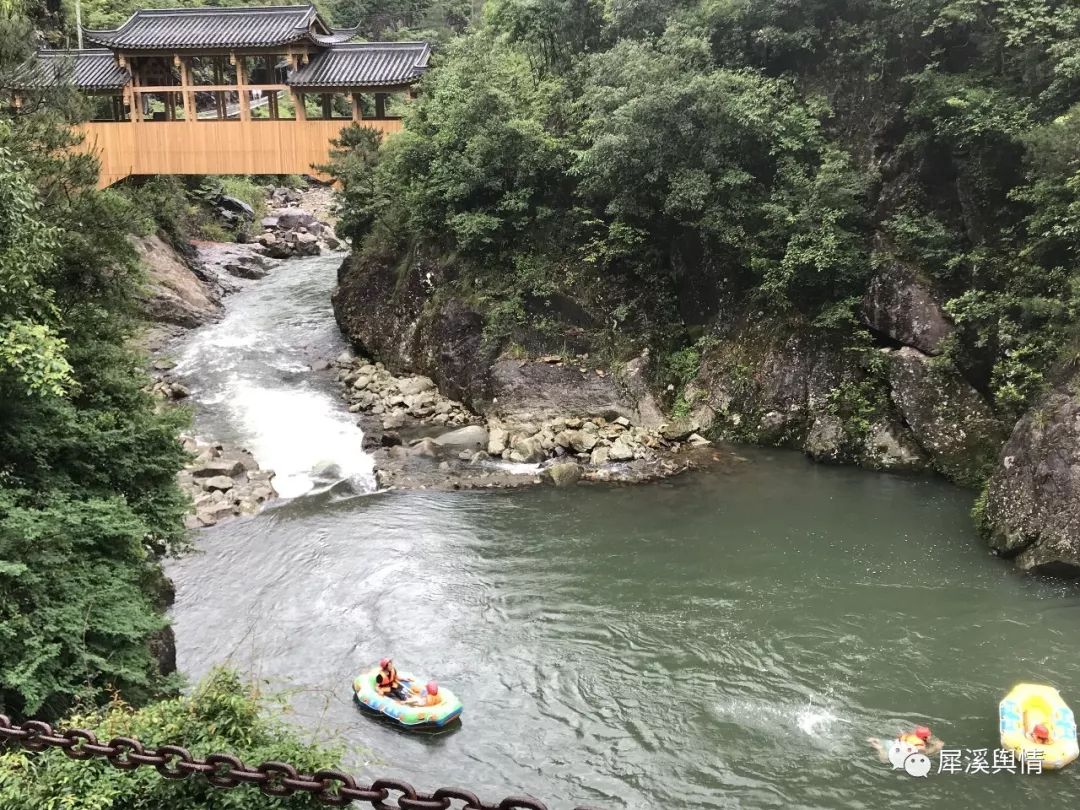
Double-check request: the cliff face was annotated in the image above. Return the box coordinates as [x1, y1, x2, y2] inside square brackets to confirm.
[332, 249, 669, 424]
[133, 234, 222, 330]
[983, 380, 1080, 577]
[331, 250, 495, 408]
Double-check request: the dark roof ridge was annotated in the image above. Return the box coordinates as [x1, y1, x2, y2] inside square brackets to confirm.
[37, 47, 115, 54]
[329, 41, 430, 48]
[82, 4, 318, 35]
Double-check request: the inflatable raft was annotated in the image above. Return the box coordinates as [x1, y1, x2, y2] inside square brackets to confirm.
[1000, 683, 1079, 770]
[352, 668, 462, 728]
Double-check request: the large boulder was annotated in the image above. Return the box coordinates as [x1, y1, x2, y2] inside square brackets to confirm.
[983, 390, 1080, 577]
[887, 347, 1005, 484]
[861, 256, 953, 355]
[542, 462, 583, 487]
[488, 360, 640, 422]
[132, 235, 220, 328]
[861, 419, 930, 473]
[433, 425, 488, 448]
[215, 195, 255, 220]
[190, 459, 245, 478]
[274, 208, 317, 230]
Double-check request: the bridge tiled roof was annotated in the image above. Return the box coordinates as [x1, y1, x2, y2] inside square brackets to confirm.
[11, 49, 130, 91]
[289, 42, 430, 88]
[83, 4, 353, 50]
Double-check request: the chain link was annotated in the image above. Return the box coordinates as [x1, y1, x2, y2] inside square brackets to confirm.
[0, 714, 598, 810]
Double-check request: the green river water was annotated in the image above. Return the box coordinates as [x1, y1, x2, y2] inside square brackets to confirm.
[165, 252, 1080, 809]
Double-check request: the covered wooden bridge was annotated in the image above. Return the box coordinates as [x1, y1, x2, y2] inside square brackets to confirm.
[13, 4, 430, 186]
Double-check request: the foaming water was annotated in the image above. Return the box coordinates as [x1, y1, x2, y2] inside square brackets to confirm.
[170, 253, 374, 495]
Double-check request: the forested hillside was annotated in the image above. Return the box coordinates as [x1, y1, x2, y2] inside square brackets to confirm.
[329, 0, 1080, 569]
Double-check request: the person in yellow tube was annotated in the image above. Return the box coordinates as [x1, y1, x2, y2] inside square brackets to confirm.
[1030, 723, 1051, 744]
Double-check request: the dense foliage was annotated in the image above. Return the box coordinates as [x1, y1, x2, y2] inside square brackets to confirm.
[0, 668, 343, 809]
[329, 0, 1080, 425]
[0, 8, 188, 719]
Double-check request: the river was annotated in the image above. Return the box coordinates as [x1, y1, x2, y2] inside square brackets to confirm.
[166, 253, 1080, 808]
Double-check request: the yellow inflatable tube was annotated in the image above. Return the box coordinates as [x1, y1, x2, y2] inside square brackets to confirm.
[999, 683, 1079, 770]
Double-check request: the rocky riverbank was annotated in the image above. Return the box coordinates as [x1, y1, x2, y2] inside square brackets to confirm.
[330, 351, 723, 490]
[177, 437, 279, 528]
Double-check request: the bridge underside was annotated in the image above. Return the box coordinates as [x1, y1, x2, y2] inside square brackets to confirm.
[81, 118, 402, 188]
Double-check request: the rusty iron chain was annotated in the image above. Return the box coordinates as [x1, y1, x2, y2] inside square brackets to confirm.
[0, 714, 597, 810]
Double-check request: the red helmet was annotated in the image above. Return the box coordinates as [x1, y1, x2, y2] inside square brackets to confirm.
[914, 726, 931, 741]
[426, 681, 438, 695]
[1034, 724, 1050, 740]
[379, 658, 391, 669]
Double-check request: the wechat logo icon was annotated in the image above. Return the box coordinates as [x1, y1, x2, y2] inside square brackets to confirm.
[904, 752, 932, 777]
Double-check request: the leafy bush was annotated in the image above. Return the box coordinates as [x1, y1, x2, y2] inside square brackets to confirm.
[0, 669, 344, 809]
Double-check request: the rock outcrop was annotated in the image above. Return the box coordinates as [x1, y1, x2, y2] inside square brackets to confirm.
[134, 234, 221, 329]
[886, 347, 1005, 485]
[861, 255, 953, 355]
[984, 387, 1080, 577]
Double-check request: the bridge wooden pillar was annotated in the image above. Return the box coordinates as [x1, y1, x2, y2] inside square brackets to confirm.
[176, 55, 194, 121]
[289, 52, 306, 121]
[234, 52, 251, 121]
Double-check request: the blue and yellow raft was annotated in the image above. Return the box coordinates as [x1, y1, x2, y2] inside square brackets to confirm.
[352, 668, 462, 728]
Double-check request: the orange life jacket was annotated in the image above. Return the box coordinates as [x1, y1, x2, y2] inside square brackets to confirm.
[376, 667, 399, 691]
[900, 733, 927, 749]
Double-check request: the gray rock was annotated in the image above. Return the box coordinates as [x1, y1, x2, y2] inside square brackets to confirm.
[312, 461, 342, 478]
[542, 462, 584, 487]
[509, 435, 546, 464]
[261, 216, 280, 229]
[224, 262, 269, 280]
[555, 429, 598, 453]
[216, 195, 254, 219]
[201, 475, 236, 492]
[861, 419, 928, 473]
[190, 460, 245, 478]
[984, 389, 1080, 577]
[608, 437, 635, 462]
[274, 209, 317, 230]
[409, 437, 441, 458]
[433, 425, 488, 448]
[488, 427, 508, 456]
[686, 433, 712, 447]
[887, 347, 1005, 485]
[397, 376, 437, 396]
[804, 415, 846, 463]
[589, 445, 610, 466]
[862, 255, 953, 356]
[382, 411, 407, 430]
